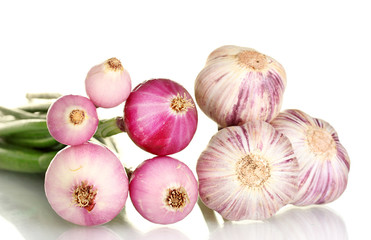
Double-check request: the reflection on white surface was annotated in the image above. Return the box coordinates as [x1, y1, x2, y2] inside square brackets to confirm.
[140, 227, 190, 240]
[0, 170, 73, 239]
[271, 206, 348, 240]
[207, 205, 348, 240]
[58, 227, 121, 240]
[0, 170, 348, 240]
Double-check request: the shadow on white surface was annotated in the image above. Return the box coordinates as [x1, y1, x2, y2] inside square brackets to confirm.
[0, 169, 347, 240]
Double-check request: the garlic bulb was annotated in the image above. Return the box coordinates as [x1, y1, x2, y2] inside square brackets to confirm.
[195, 45, 286, 128]
[271, 109, 350, 206]
[196, 121, 298, 220]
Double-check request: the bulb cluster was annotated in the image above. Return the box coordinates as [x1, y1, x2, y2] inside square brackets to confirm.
[1, 47, 350, 227]
[43, 58, 199, 226]
[45, 57, 134, 226]
[195, 45, 350, 221]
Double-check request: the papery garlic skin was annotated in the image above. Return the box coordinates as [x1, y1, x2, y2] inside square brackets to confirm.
[271, 109, 350, 206]
[85, 57, 132, 108]
[196, 121, 298, 220]
[195, 45, 286, 128]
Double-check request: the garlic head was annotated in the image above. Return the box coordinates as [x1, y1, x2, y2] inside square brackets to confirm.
[271, 109, 350, 206]
[195, 45, 286, 128]
[196, 121, 298, 220]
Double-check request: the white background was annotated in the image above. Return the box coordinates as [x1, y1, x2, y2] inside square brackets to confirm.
[0, 0, 370, 239]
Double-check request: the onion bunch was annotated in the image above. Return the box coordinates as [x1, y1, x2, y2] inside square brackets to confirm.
[1, 56, 199, 226]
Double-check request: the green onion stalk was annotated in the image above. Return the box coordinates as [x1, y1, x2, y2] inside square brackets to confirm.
[0, 95, 125, 173]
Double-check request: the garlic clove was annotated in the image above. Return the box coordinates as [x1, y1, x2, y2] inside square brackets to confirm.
[270, 109, 350, 206]
[196, 121, 298, 220]
[195, 45, 286, 128]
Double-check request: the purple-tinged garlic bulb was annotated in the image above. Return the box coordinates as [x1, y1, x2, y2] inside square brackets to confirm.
[195, 45, 286, 128]
[196, 121, 298, 220]
[271, 109, 350, 206]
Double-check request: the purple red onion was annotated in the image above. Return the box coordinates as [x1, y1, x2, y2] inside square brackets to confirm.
[124, 78, 198, 155]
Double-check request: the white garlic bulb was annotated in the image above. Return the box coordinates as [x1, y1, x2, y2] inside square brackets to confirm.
[271, 109, 350, 206]
[195, 45, 286, 128]
[196, 121, 298, 220]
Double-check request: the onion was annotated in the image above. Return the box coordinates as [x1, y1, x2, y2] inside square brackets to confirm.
[129, 156, 198, 224]
[44, 142, 129, 226]
[124, 78, 198, 155]
[46, 95, 98, 146]
[197, 121, 298, 220]
[85, 57, 132, 108]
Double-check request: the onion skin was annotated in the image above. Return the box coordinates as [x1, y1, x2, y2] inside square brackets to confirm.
[46, 95, 98, 146]
[85, 57, 131, 108]
[124, 78, 198, 155]
[271, 109, 350, 206]
[195, 45, 286, 128]
[44, 142, 129, 226]
[129, 156, 199, 224]
[197, 121, 298, 220]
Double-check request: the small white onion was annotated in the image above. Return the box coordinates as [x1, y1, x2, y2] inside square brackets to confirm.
[85, 57, 131, 108]
[44, 142, 129, 226]
[271, 109, 350, 206]
[195, 45, 286, 128]
[196, 121, 298, 220]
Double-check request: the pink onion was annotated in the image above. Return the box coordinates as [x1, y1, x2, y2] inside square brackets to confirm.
[129, 156, 198, 224]
[44, 142, 129, 226]
[46, 95, 98, 146]
[124, 78, 198, 155]
[85, 57, 132, 108]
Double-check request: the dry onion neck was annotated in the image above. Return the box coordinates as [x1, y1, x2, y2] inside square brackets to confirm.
[164, 186, 189, 212]
[236, 154, 271, 188]
[69, 109, 86, 125]
[105, 57, 124, 72]
[72, 181, 97, 211]
[170, 93, 194, 114]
